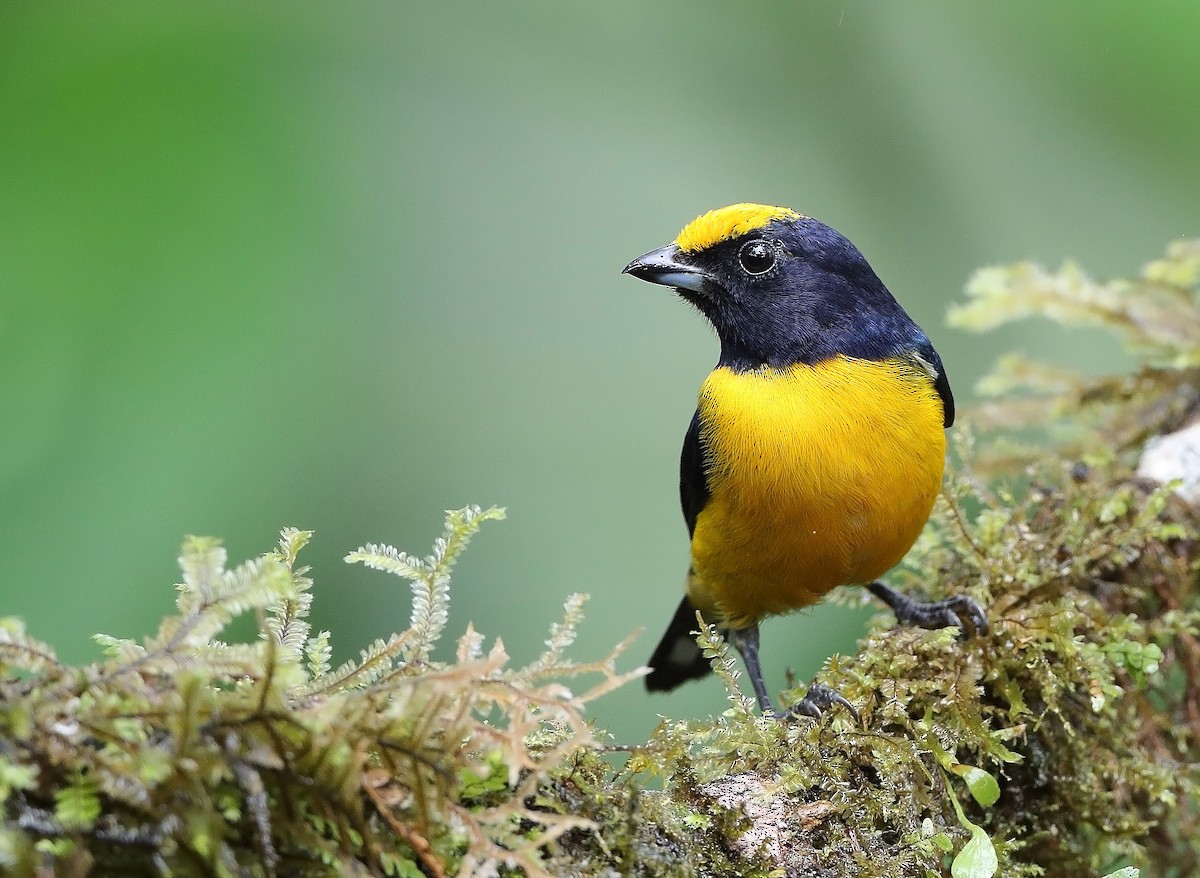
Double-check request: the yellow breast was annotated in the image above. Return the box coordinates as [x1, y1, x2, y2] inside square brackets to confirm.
[688, 356, 946, 627]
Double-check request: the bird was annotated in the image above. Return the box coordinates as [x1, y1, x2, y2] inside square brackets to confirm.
[622, 203, 987, 719]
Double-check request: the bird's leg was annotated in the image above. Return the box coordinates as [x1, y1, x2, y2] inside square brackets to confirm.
[867, 581, 989, 637]
[724, 623, 772, 714]
[728, 624, 777, 716]
[730, 625, 857, 722]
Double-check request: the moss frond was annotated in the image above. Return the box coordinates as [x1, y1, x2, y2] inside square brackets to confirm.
[946, 239, 1200, 472]
[0, 618, 60, 676]
[347, 505, 508, 667]
[0, 508, 642, 877]
[949, 240, 1200, 367]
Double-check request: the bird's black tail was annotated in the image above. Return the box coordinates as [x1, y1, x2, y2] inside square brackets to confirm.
[645, 596, 716, 692]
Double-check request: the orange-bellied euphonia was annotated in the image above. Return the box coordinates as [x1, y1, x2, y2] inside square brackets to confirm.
[623, 203, 987, 718]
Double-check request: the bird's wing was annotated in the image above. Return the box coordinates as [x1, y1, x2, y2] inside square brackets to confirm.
[680, 409, 711, 538]
[910, 338, 955, 429]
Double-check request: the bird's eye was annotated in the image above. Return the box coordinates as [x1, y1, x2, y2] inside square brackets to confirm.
[738, 239, 777, 276]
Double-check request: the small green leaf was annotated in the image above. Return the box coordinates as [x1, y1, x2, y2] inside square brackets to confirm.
[951, 823, 998, 878]
[138, 747, 174, 785]
[1098, 492, 1129, 523]
[35, 838, 75, 857]
[458, 750, 509, 799]
[92, 633, 145, 660]
[1102, 640, 1163, 681]
[54, 775, 101, 831]
[947, 783, 998, 878]
[0, 757, 38, 800]
[988, 738, 1024, 764]
[952, 764, 1001, 807]
[380, 853, 426, 878]
[1100, 869, 1139, 878]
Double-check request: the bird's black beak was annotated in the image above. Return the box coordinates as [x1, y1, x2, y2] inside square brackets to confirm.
[622, 244, 710, 296]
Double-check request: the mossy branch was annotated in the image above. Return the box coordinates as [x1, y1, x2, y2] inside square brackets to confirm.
[3, 242, 1200, 877]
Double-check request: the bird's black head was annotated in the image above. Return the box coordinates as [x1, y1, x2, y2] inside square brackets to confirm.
[623, 203, 926, 370]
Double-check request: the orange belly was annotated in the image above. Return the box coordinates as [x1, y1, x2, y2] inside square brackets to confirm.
[687, 356, 946, 627]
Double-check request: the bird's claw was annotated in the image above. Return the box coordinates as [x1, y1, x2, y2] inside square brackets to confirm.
[867, 582, 989, 638]
[944, 594, 989, 637]
[784, 683, 859, 724]
[907, 594, 989, 638]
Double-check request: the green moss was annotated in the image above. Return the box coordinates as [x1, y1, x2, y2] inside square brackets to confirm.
[0, 508, 645, 876]
[3, 240, 1200, 876]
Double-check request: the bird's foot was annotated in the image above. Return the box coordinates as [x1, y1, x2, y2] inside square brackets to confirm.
[784, 683, 859, 724]
[867, 581, 989, 637]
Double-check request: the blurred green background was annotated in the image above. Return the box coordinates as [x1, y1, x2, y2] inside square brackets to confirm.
[1, 2, 1197, 743]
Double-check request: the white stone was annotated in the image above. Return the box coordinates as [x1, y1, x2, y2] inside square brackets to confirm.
[1137, 420, 1200, 505]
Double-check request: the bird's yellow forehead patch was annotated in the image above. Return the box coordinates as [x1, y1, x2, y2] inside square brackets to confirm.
[675, 203, 802, 254]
